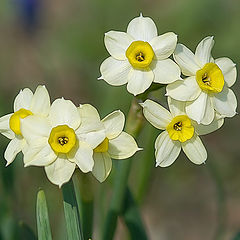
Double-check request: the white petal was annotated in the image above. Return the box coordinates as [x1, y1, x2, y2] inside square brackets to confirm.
[152, 59, 181, 84]
[141, 99, 172, 129]
[99, 57, 131, 86]
[150, 32, 177, 59]
[21, 115, 51, 143]
[24, 138, 57, 167]
[49, 98, 81, 130]
[213, 87, 237, 118]
[195, 36, 214, 66]
[200, 96, 215, 125]
[167, 97, 186, 117]
[92, 152, 112, 183]
[155, 131, 181, 167]
[173, 44, 200, 76]
[166, 76, 201, 101]
[45, 155, 76, 187]
[76, 110, 105, 149]
[0, 113, 14, 139]
[78, 104, 100, 123]
[102, 110, 125, 139]
[127, 68, 153, 96]
[186, 92, 207, 124]
[4, 138, 23, 166]
[215, 57, 237, 87]
[195, 117, 224, 136]
[72, 142, 94, 173]
[182, 134, 207, 164]
[14, 88, 33, 112]
[104, 31, 133, 60]
[30, 85, 50, 117]
[127, 14, 157, 41]
[108, 132, 139, 159]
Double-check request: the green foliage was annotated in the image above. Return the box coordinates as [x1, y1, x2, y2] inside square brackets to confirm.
[62, 180, 84, 240]
[36, 190, 52, 240]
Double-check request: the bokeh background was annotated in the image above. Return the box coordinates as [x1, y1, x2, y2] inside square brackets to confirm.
[0, 0, 239, 239]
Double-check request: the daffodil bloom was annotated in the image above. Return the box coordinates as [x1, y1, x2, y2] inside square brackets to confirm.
[141, 98, 224, 167]
[99, 14, 181, 96]
[21, 99, 105, 187]
[166, 36, 237, 124]
[79, 104, 139, 182]
[0, 86, 50, 166]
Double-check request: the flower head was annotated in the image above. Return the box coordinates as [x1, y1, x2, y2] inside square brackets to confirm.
[79, 104, 140, 182]
[99, 14, 181, 96]
[166, 36, 237, 124]
[0, 85, 50, 166]
[141, 98, 224, 167]
[21, 99, 105, 187]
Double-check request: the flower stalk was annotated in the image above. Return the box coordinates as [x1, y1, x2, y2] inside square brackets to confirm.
[102, 98, 145, 240]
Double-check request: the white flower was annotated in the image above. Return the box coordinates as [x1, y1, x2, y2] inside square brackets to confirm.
[99, 13, 181, 96]
[0, 86, 50, 166]
[79, 104, 139, 182]
[141, 98, 224, 167]
[21, 99, 105, 187]
[166, 36, 237, 124]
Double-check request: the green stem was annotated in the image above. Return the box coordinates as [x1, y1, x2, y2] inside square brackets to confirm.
[62, 180, 84, 240]
[102, 98, 145, 240]
[73, 171, 94, 240]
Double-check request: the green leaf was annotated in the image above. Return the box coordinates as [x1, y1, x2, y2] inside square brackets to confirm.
[36, 189, 52, 240]
[122, 188, 148, 240]
[62, 180, 84, 240]
[73, 172, 93, 240]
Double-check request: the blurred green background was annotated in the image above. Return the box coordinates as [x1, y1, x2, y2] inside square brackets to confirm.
[0, 0, 239, 239]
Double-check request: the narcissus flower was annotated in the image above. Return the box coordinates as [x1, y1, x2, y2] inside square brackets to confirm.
[141, 98, 224, 167]
[0, 86, 50, 166]
[166, 36, 237, 124]
[99, 14, 181, 96]
[79, 104, 139, 182]
[21, 99, 105, 187]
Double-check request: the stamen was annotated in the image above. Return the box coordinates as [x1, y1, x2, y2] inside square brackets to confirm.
[136, 52, 145, 62]
[58, 136, 69, 146]
[202, 73, 210, 85]
[173, 121, 182, 131]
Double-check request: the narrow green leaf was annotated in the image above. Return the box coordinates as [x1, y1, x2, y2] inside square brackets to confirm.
[122, 187, 148, 240]
[62, 180, 84, 240]
[73, 172, 93, 240]
[36, 189, 52, 240]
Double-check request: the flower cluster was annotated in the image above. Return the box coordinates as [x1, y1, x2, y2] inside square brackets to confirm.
[100, 14, 237, 166]
[0, 86, 139, 186]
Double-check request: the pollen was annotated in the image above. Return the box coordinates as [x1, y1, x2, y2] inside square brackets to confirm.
[9, 108, 33, 135]
[166, 115, 194, 143]
[126, 41, 154, 69]
[196, 63, 224, 93]
[48, 125, 76, 154]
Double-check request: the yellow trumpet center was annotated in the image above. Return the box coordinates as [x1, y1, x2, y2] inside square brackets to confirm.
[94, 138, 109, 153]
[196, 63, 224, 93]
[166, 115, 194, 143]
[48, 125, 76, 154]
[126, 41, 154, 69]
[9, 108, 33, 135]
